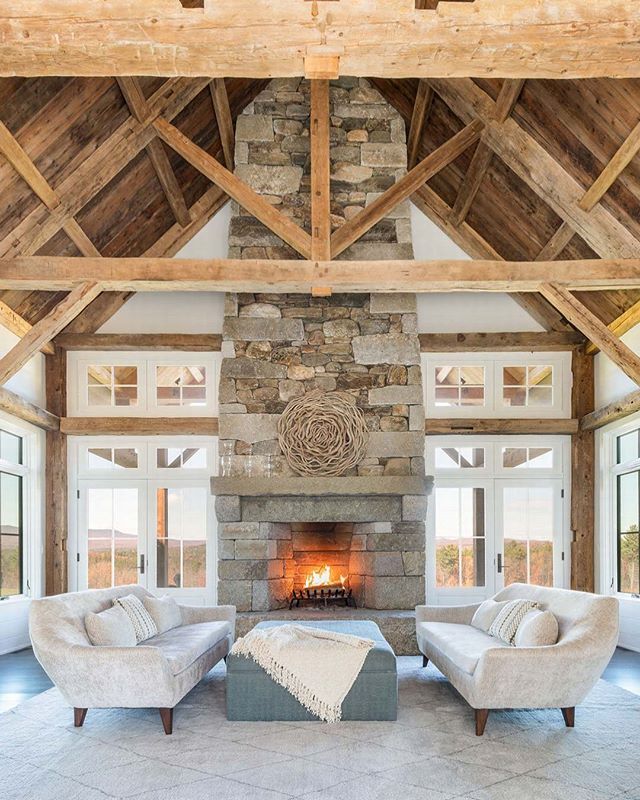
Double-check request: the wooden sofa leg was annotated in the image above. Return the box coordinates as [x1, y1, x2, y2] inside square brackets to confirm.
[561, 707, 575, 728]
[159, 707, 174, 735]
[475, 708, 489, 736]
[74, 708, 88, 728]
[422, 655, 429, 668]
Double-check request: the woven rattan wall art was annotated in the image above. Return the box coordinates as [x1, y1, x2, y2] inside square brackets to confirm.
[278, 390, 370, 477]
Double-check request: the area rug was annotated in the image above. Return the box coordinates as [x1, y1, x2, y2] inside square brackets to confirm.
[0, 656, 639, 800]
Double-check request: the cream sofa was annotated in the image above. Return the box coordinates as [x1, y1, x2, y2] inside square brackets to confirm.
[416, 583, 618, 735]
[29, 584, 235, 734]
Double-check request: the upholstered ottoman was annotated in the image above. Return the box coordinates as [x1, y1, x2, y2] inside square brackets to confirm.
[225, 620, 397, 721]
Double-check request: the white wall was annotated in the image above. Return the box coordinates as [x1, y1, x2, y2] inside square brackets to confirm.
[595, 324, 640, 408]
[0, 327, 46, 407]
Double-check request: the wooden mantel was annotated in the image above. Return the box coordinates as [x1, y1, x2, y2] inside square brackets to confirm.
[0, 1, 639, 79]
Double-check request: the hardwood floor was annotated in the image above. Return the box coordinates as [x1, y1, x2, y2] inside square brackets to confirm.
[0, 645, 638, 713]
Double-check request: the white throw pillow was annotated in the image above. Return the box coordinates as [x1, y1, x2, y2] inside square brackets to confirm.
[143, 595, 182, 634]
[85, 605, 136, 647]
[113, 594, 158, 643]
[489, 599, 539, 645]
[514, 608, 559, 647]
[471, 598, 510, 632]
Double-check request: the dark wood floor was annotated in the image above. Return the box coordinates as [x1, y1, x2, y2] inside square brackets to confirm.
[1, 645, 639, 714]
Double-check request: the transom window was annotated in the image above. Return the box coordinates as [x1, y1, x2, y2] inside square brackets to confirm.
[434, 366, 485, 407]
[503, 365, 553, 408]
[87, 365, 138, 408]
[501, 446, 553, 469]
[156, 365, 207, 408]
[434, 446, 485, 470]
[87, 448, 139, 470]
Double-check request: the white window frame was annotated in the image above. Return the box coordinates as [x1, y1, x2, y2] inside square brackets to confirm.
[423, 352, 572, 419]
[67, 351, 221, 417]
[426, 435, 571, 604]
[0, 412, 44, 604]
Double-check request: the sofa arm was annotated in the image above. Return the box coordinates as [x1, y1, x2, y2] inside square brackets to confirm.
[179, 604, 236, 637]
[416, 603, 480, 625]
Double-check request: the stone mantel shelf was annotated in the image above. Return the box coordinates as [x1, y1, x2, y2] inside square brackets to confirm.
[211, 476, 433, 497]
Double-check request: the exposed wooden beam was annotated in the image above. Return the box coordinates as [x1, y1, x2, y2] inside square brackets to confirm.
[154, 118, 313, 259]
[56, 333, 222, 351]
[425, 418, 579, 435]
[60, 417, 219, 436]
[331, 119, 484, 257]
[209, 78, 235, 171]
[0, 283, 102, 384]
[310, 80, 331, 261]
[493, 79, 525, 123]
[407, 80, 433, 169]
[2, 1, 639, 78]
[61, 292, 134, 336]
[586, 299, 640, 355]
[0, 300, 55, 355]
[579, 119, 640, 212]
[419, 331, 584, 352]
[45, 346, 67, 595]
[571, 347, 595, 592]
[0, 385, 59, 431]
[117, 77, 191, 228]
[2, 257, 640, 293]
[535, 222, 575, 262]
[581, 388, 640, 432]
[539, 284, 640, 385]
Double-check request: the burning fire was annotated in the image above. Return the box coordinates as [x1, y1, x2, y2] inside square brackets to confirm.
[304, 564, 348, 589]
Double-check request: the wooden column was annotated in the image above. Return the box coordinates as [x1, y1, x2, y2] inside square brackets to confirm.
[45, 346, 68, 596]
[570, 347, 595, 592]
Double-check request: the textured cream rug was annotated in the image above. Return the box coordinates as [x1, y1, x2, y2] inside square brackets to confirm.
[231, 623, 374, 722]
[0, 657, 639, 800]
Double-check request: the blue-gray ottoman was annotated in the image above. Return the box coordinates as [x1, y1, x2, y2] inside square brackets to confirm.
[226, 620, 398, 721]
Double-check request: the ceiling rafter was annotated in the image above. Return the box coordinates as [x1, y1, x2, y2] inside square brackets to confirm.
[406, 80, 433, 169]
[209, 78, 235, 171]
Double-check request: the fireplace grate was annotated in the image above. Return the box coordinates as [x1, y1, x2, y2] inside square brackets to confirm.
[288, 586, 357, 610]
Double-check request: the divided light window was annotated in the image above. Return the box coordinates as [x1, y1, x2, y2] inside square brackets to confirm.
[502, 365, 553, 408]
[434, 366, 485, 407]
[87, 366, 138, 408]
[0, 429, 24, 598]
[156, 365, 207, 408]
[616, 427, 640, 596]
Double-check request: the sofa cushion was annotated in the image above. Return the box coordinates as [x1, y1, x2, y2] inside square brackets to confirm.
[143, 595, 182, 635]
[514, 609, 559, 647]
[85, 605, 137, 647]
[145, 621, 231, 675]
[417, 621, 508, 674]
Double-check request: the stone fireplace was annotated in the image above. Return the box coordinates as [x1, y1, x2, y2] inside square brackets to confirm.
[211, 77, 432, 652]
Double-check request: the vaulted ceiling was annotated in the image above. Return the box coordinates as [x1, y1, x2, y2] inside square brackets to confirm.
[0, 75, 639, 337]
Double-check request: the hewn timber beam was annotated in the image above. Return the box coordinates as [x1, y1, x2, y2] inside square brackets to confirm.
[571, 347, 595, 592]
[2, 257, 640, 293]
[0, 283, 102, 384]
[331, 119, 484, 257]
[419, 331, 584, 352]
[0, 299, 55, 355]
[154, 118, 313, 259]
[210, 78, 235, 171]
[535, 222, 575, 262]
[449, 79, 525, 227]
[581, 388, 640, 432]
[585, 298, 640, 355]
[310, 80, 331, 262]
[60, 417, 219, 436]
[579, 119, 640, 212]
[425, 419, 579, 435]
[407, 80, 433, 169]
[117, 77, 191, 228]
[56, 333, 222, 351]
[539, 283, 640, 385]
[1, 1, 639, 78]
[0, 386, 59, 431]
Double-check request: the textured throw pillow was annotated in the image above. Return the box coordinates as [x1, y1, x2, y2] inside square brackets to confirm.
[488, 599, 539, 645]
[514, 608, 559, 647]
[113, 594, 158, 643]
[85, 605, 137, 647]
[471, 598, 510, 632]
[143, 595, 182, 634]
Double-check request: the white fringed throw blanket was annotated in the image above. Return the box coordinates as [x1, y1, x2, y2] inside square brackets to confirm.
[230, 624, 375, 723]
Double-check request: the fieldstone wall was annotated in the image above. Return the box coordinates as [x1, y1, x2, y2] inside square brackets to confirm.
[215, 77, 428, 613]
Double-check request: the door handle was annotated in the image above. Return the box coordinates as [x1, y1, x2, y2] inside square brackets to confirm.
[497, 553, 503, 574]
[138, 554, 145, 575]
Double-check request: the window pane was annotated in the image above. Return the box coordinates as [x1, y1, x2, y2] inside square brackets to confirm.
[528, 386, 553, 407]
[88, 539, 112, 589]
[86, 487, 138, 589]
[435, 447, 484, 469]
[88, 385, 112, 406]
[113, 449, 138, 469]
[88, 366, 112, 386]
[617, 430, 640, 465]
[502, 447, 553, 469]
[114, 366, 137, 385]
[459, 386, 485, 406]
[88, 448, 138, 470]
[503, 386, 526, 407]
[503, 366, 526, 386]
[0, 431, 22, 465]
[114, 386, 138, 407]
[156, 447, 206, 469]
[502, 486, 554, 587]
[435, 367, 459, 387]
[618, 472, 639, 533]
[434, 386, 460, 406]
[0, 471, 22, 596]
[156, 487, 207, 589]
[434, 486, 485, 588]
[156, 387, 181, 406]
[619, 533, 639, 594]
[0, 534, 20, 596]
[1, 473, 21, 534]
[182, 386, 207, 404]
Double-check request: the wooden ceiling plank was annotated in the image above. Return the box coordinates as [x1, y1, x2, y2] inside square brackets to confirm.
[154, 117, 313, 259]
[310, 79, 331, 261]
[209, 78, 235, 171]
[2, 256, 640, 292]
[578, 119, 640, 212]
[407, 80, 433, 169]
[331, 118, 484, 258]
[118, 76, 191, 228]
[539, 283, 640, 385]
[0, 300, 55, 355]
[419, 331, 583, 351]
[429, 78, 639, 259]
[2, 2, 640, 79]
[0, 282, 102, 384]
[56, 333, 222, 351]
